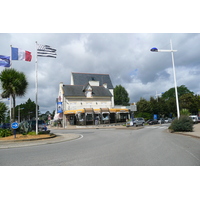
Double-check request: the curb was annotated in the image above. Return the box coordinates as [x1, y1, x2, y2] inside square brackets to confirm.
[0, 133, 57, 142]
[167, 129, 200, 139]
[0, 133, 82, 149]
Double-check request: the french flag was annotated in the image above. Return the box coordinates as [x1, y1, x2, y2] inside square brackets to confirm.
[11, 47, 32, 62]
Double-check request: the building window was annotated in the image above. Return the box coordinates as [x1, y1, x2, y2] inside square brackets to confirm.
[86, 91, 92, 98]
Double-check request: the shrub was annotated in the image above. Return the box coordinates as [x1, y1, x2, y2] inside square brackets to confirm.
[180, 109, 190, 116]
[169, 116, 193, 132]
[0, 129, 12, 137]
[27, 131, 36, 135]
[39, 130, 50, 134]
[27, 131, 50, 135]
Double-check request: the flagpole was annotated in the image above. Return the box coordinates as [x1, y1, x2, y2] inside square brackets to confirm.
[10, 45, 12, 124]
[35, 41, 38, 135]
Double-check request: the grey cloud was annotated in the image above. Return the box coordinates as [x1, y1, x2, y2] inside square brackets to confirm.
[1, 33, 200, 113]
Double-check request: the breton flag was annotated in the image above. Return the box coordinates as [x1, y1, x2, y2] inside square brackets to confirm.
[37, 44, 57, 58]
[0, 55, 10, 67]
[11, 47, 32, 61]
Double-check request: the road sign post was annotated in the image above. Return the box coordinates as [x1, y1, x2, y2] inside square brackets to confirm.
[11, 122, 19, 138]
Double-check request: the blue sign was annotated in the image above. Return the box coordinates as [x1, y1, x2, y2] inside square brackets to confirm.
[57, 102, 63, 113]
[154, 114, 158, 120]
[11, 122, 19, 129]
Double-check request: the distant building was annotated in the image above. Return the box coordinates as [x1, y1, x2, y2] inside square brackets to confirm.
[54, 72, 129, 127]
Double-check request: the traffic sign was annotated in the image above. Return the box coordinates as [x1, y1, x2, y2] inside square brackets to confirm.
[11, 122, 19, 129]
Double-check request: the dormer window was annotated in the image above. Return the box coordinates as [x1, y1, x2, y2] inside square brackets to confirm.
[83, 83, 93, 98]
[86, 90, 92, 97]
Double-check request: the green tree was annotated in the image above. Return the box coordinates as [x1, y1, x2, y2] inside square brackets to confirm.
[162, 85, 193, 101]
[0, 102, 8, 123]
[15, 98, 38, 121]
[114, 85, 130, 106]
[149, 96, 168, 118]
[179, 93, 199, 114]
[161, 85, 194, 117]
[0, 68, 28, 123]
[136, 97, 151, 113]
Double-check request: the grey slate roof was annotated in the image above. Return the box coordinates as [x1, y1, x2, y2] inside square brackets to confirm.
[63, 85, 112, 97]
[72, 72, 114, 89]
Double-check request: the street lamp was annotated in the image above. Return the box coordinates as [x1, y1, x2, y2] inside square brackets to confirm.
[18, 107, 24, 123]
[150, 40, 180, 119]
[28, 112, 33, 120]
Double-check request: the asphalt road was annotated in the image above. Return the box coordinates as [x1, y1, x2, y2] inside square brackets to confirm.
[1, 124, 200, 166]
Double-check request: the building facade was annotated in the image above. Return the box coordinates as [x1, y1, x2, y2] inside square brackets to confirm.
[54, 72, 129, 127]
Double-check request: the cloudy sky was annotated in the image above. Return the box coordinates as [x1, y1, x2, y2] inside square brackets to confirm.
[1, 33, 200, 113]
[2, 0, 200, 196]
[1, 1, 200, 115]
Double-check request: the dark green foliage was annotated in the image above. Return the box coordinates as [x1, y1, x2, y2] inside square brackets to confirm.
[0, 68, 28, 123]
[15, 98, 38, 121]
[134, 112, 152, 121]
[0, 129, 12, 137]
[27, 131, 50, 135]
[169, 116, 193, 132]
[162, 85, 193, 100]
[39, 130, 50, 134]
[114, 85, 130, 106]
[0, 102, 8, 124]
[136, 85, 200, 118]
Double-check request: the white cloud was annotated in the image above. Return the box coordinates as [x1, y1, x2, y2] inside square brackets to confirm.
[1, 33, 200, 113]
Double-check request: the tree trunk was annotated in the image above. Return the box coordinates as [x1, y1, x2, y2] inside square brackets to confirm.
[12, 94, 16, 122]
[12, 95, 16, 138]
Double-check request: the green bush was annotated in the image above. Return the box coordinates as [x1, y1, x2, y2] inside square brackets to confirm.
[27, 131, 36, 135]
[0, 129, 12, 137]
[169, 116, 193, 132]
[27, 131, 50, 135]
[39, 130, 50, 134]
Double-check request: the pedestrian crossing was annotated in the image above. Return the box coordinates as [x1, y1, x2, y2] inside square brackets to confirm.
[144, 124, 169, 129]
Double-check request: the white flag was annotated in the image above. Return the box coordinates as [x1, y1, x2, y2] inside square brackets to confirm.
[37, 44, 56, 58]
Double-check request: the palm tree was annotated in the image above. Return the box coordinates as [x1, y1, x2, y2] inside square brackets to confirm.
[0, 68, 28, 123]
[0, 102, 8, 123]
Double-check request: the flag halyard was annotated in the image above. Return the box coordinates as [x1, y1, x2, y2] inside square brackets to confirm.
[37, 44, 57, 58]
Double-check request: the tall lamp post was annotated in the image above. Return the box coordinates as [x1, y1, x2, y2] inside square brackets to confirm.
[150, 40, 180, 119]
[18, 107, 24, 123]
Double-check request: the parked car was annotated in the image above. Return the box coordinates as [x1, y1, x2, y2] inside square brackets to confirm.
[29, 120, 47, 131]
[198, 117, 200, 123]
[148, 119, 158, 125]
[164, 118, 172, 123]
[158, 118, 165, 124]
[1, 123, 10, 129]
[189, 115, 198, 124]
[132, 118, 145, 126]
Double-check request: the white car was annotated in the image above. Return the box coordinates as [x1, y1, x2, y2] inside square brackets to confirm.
[164, 118, 172, 123]
[189, 115, 198, 124]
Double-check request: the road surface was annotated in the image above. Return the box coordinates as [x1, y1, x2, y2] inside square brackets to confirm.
[0, 124, 200, 166]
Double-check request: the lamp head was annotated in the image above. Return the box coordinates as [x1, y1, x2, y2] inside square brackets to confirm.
[150, 47, 158, 52]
